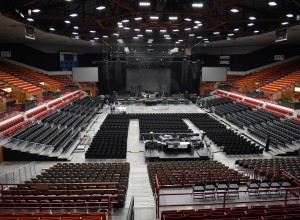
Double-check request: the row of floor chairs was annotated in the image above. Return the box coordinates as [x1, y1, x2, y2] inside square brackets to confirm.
[86, 115, 129, 159]
[188, 114, 263, 155]
[161, 203, 300, 220]
[147, 161, 249, 192]
[215, 102, 251, 117]
[236, 158, 300, 180]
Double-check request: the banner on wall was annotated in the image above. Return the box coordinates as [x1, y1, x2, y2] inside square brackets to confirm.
[219, 55, 230, 65]
[274, 55, 284, 61]
[1, 51, 11, 57]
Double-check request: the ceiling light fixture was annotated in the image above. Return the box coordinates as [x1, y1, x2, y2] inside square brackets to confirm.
[254, 30, 259, 33]
[194, 20, 201, 24]
[213, 31, 220, 35]
[197, 36, 202, 39]
[89, 30, 96, 33]
[184, 18, 192, 21]
[189, 34, 195, 37]
[230, 8, 239, 13]
[69, 13, 78, 17]
[281, 22, 289, 25]
[27, 18, 34, 22]
[169, 16, 178, 20]
[173, 29, 179, 32]
[96, 6, 106, 10]
[49, 27, 55, 31]
[103, 35, 108, 38]
[134, 17, 142, 20]
[139, 1, 151, 7]
[286, 14, 294, 18]
[72, 32, 78, 35]
[74, 26, 79, 29]
[65, 20, 71, 24]
[228, 33, 234, 36]
[122, 19, 129, 23]
[94, 37, 99, 40]
[32, 9, 40, 13]
[134, 28, 141, 31]
[123, 27, 130, 30]
[184, 28, 191, 31]
[268, 1, 277, 6]
[192, 2, 204, 8]
[249, 16, 256, 20]
[193, 26, 198, 29]
[137, 34, 143, 37]
[113, 33, 119, 36]
[178, 39, 183, 42]
[133, 36, 138, 40]
[234, 28, 239, 31]
[166, 37, 171, 40]
[146, 29, 152, 32]
[20, 13, 24, 18]
[247, 23, 254, 26]
[150, 16, 159, 20]
[160, 29, 167, 33]
[164, 35, 170, 37]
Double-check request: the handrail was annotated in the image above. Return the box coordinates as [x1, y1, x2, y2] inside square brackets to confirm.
[0, 162, 36, 184]
[126, 196, 135, 220]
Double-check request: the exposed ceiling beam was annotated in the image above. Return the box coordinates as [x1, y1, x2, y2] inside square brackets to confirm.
[292, 0, 300, 8]
[110, 0, 135, 12]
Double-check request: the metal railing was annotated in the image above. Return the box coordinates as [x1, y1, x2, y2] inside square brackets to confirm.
[0, 162, 36, 184]
[126, 197, 135, 220]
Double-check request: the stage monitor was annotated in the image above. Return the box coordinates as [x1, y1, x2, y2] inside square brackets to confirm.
[202, 67, 227, 82]
[295, 87, 300, 92]
[275, 28, 288, 42]
[72, 67, 98, 82]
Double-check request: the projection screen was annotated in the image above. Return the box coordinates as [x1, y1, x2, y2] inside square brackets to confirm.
[126, 68, 171, 92]
[72, 67, 98, 82]
[202, 67, 227, 82]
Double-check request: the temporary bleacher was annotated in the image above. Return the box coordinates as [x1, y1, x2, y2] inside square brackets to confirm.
[1, 94, 100, 161]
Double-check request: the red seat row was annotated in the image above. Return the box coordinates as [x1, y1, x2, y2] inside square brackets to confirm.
[243, 98, 263, 108]
[26, 106, 47, 118]
[0, 116, 24, 132]
[34, 109, 53, 120]
[263, 104, 293, 117]
[0, 212, 106, 220]
[1, 120, 32, 136]
[48, 99, 62, 108]
[52, 102, 67, 110]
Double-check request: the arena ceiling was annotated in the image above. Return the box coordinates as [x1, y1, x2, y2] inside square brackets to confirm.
[0, 0, 300, 53]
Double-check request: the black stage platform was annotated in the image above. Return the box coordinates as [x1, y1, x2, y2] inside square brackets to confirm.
[144, 133, 213, 161]
[116, 97, 190, 105]
[145, 147, 212, 161]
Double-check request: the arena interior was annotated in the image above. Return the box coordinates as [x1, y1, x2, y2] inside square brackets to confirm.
[1, 1, 300, 220]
